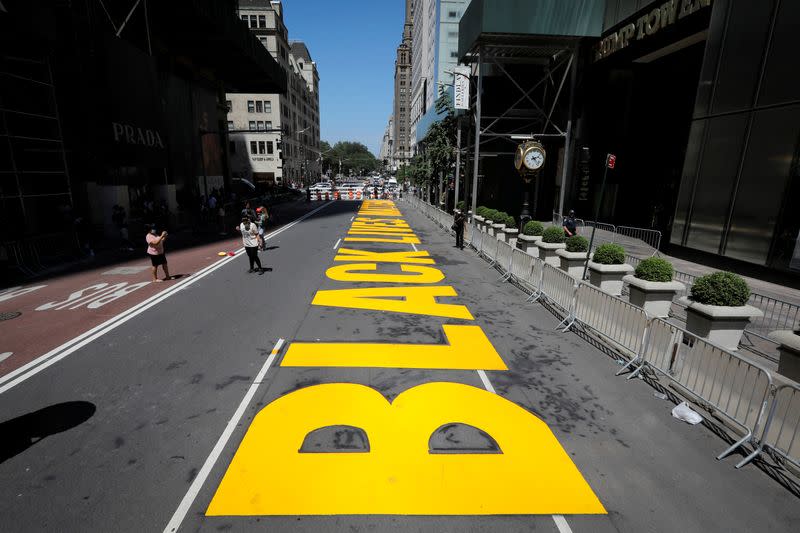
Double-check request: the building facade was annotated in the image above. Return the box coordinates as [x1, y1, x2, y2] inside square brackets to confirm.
[457, 0, 800, 278]
[410, 0, 469, 147]
[0, 0, 285, 242]
[392, 0, 414, 167]
[379, 115, 395, 171]
[227, 0, 321, 187]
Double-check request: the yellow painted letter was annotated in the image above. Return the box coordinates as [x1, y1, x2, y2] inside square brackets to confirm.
[206, 382, 605, 515]
[326, 263, 445, 284]
[312, 286, 473, 319]
[283, 325, 506, 369]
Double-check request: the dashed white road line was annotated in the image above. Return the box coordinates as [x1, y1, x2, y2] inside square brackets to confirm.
[163, 338, 285, 533]
[0, 202, 332, 395]
[0, 352, 13, 364]
[333, 238, 341, 249]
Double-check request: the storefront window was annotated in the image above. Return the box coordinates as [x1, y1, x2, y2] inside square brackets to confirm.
[725, 105, 800, 264]
[711, 1, 773, 114]
[758, 1, 800, 107]
[685, 114, 748, 253]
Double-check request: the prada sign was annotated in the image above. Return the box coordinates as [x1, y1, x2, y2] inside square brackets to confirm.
[595, 0, 712, 62]
[112, 122, 165, 148]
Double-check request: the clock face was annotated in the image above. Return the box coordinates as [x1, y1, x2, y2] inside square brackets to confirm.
[514, 147, 523, 170]
[523, 147, 545, 170]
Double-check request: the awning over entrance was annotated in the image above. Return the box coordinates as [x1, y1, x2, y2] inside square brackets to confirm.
[458, 0, 605, 59]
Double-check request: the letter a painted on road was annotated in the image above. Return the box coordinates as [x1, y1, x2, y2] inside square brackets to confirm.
[206, 382, 606, 515]
[312, 286, 473, 319]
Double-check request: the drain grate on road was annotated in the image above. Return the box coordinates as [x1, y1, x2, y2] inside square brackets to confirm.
[0, 311, 22, 321]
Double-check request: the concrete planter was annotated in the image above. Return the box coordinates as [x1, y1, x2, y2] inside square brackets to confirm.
[556, 249, 589, 280]
[679, 297, 763, 351]
[518, 234, 542, 257]
[588, 261, 635, 296]
[490, 222, 506, 238]
[473, 215, 485, 232]
[501, 228, 519, 248]
[484, 220, 495, 236]
[536, 241, 567, 267]
[769, 330, 800, 382]
[623, 275, 685, 318]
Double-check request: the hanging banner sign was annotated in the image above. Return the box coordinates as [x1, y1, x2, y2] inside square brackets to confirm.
[453, 66, 471, 110]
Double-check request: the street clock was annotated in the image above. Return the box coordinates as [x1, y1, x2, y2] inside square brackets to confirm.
[520, 140, 546, 173]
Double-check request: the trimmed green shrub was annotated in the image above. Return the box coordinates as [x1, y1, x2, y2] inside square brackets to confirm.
[485, 209, 499, 222]
[456, 201, 466, 212]
[502, 213, 516, 228]
[565, 235, 589, 253]
[542, 226, 566, 243]
[635, 257, 674, 283]
[476, 206, 488, 217]
[690, 271, 750, 307]
[522, 220, 544, 236]
[592, 243, 625, 265]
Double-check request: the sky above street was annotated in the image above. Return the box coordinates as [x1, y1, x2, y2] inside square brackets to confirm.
[283, 0, 404, 156]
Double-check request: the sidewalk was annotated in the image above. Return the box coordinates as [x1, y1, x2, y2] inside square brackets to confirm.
[399, 201, 800, 532]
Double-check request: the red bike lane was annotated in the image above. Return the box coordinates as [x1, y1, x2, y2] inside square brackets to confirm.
[0, 235, 244, 379]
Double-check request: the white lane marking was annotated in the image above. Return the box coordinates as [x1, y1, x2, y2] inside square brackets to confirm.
[0, 353, 12, 363]
[102, 266, 150, 275]
[350, 215, 354, 222]
[333, 238, 341, 250]
[0, 203, 332, 394]
[477, 369, 573, 533]
[411, 243, 418, 252]
[163, 338, 285, 533]
[552, 514, 574, 533]
[0, 285, 47, 303]
[476, 369, 496, 394]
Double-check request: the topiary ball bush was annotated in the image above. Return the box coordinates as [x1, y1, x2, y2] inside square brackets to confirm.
[456, 200, 466, 212]
[635, 257, 674, 283]
[523, 220, 544, 236]
[502, 214, 516, 228]
[592, 243, 625, 265]
[485, 209, 499, 222]
[565, 235, 589, 253]
[476, 206, 488, 217]
[542, 226, 566, 244]
[690, 271, 750, 307]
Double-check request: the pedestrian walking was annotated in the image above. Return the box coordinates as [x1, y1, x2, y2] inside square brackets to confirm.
[146, 225, 171, 282]
[563, 209, 578, 238]
[453, 209, 466, 249]
[256, 205, 269, 250]
[237, 216, 263, 273]
[241, 200, 256, 222]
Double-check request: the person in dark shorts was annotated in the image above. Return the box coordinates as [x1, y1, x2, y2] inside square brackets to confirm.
[146, 225, 171, 282]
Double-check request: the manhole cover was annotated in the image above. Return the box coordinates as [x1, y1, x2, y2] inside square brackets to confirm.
[0, 311, 21, 321]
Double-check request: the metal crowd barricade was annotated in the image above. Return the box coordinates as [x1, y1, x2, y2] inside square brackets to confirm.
[632, 318, 773, 462]
[539, 263, 578, 329]
[483, 236, 500, 266]
[741, 382, 800, 470]
[508, 248, 534, 285]
[494, 240, 515, 281]
[616, 226, 662, 256]
[573, 282, 649, 359]
[745, 294, 800, 341]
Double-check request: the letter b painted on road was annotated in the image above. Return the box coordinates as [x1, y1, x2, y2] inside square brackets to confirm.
[206, 382, 605, 516]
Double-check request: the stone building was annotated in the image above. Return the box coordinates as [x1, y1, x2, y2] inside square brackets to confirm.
[227, 0, 321, 187]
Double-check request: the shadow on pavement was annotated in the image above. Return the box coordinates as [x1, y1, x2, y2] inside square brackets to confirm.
[0, 401, 96, 464]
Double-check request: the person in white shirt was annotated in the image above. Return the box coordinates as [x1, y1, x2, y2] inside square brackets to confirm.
[237, 216, 262, 273]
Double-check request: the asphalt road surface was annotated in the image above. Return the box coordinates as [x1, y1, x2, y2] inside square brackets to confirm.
[0, 199, 798, 532]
